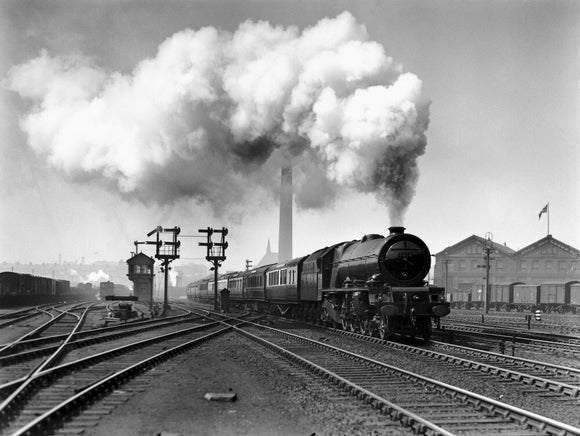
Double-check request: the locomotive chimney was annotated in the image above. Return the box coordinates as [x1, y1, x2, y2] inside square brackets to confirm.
[388, 226, 405, 235]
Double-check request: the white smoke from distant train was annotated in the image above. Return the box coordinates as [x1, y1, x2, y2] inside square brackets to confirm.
[169, 270, 178, 287]
[70, 269, 110, 284]
[6, 12, 430, 223]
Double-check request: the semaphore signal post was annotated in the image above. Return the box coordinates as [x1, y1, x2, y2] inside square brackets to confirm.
[198, 227, 228, 311]
[145, 226, 181, 314]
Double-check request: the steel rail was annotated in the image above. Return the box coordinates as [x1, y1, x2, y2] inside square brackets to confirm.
[10, 327, 231, 436]
[234, 324, 454, 436]
[239, 321, 580, 435]
[0, 306, 51, 330]
[0, 308, 38, 321]
[444, 313, 580, 333]
[404, 342, 580, 397]
[0, 314, 205, 366]
[438, 325, 580, 354]
[0, 309, 194, 353]
[430, 339, 580, 378]
[0, 304, 95, 419]
[0, 316, 247, 428]
[0, 316, 217, 398]
[333, 327, 580, 398]
[440, 320, 580, 345]
[0, 303, 88, 357]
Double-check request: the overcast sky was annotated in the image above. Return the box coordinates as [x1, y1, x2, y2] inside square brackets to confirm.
[1, 0, 578, 273]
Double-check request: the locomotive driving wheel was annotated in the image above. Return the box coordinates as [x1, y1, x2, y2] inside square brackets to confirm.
[378, 315, 393, 340]
[358, 318, 371, 336]
[349, 318, 356, 332]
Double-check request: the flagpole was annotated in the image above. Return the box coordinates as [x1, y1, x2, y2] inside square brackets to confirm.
[547, 203, 550, 235]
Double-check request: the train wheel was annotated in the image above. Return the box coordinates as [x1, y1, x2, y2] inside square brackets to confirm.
[378, 316, 392, 340]
[319, 308, 330, 326]
[349, 319, 356, 332]
[359, 318, 371, 336]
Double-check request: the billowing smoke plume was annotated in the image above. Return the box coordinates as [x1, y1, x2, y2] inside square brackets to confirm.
[6, 12, 430, 223]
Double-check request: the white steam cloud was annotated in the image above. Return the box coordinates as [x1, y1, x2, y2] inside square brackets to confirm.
[169, 270, 178, 287]
[7, 12, 430, 223]
[70, 269, 110, 284]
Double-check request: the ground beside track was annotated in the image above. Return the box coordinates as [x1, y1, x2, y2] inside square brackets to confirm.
[83, 334, 331, 436]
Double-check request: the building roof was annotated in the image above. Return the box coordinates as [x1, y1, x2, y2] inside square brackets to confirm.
[436, 235, 516, 256]
[516, 234, 580, 257]
[436, 233, 580, 259]
[126, 252, 155, 264]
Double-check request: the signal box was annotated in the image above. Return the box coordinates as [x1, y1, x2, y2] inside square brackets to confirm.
[127, 252, 155, 303]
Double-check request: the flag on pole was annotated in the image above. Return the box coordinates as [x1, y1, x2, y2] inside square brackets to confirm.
[538, 203, 548, 219]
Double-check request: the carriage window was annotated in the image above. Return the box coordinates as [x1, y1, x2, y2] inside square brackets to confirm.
[280, 270, 287, 285]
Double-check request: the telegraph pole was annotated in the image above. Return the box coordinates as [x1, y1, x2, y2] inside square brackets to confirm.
[199, 227, 228, 311]
[483, 232, 493, 314]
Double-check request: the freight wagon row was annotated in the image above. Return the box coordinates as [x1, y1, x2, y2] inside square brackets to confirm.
[447, 281, 580, 313]
[0, 271, 96, 306]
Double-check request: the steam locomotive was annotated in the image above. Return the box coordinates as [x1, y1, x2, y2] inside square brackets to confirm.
[187, 227, 450, 340]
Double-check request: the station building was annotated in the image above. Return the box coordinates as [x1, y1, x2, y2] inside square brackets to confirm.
[433, 234, 580, 296]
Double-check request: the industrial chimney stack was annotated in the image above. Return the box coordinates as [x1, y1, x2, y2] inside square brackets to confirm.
[278, 164, 293, 263]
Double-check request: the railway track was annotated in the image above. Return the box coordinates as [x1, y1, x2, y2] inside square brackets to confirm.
[434, 323, 580, 358]
[0, 310, 212, 388]
[325, 324, 580, 397]
[0, 310, 261, 435]
[233, 320, 580, 435]
[0, 307, 192, 358]
[4, 303, 580, 435]
[445, 311, 580, 334]
[428, 340, 580, 393]
[0, 306, 53, 330]
[442, 317, 580, 341]
[251, 313, 580, 426]
[0, 303, 98, 358]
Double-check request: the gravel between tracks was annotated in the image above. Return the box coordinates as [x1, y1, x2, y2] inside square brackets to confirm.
[81, 332, 411, 436]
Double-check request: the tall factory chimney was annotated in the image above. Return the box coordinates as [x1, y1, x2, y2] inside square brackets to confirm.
[278, 164, 293, 263]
